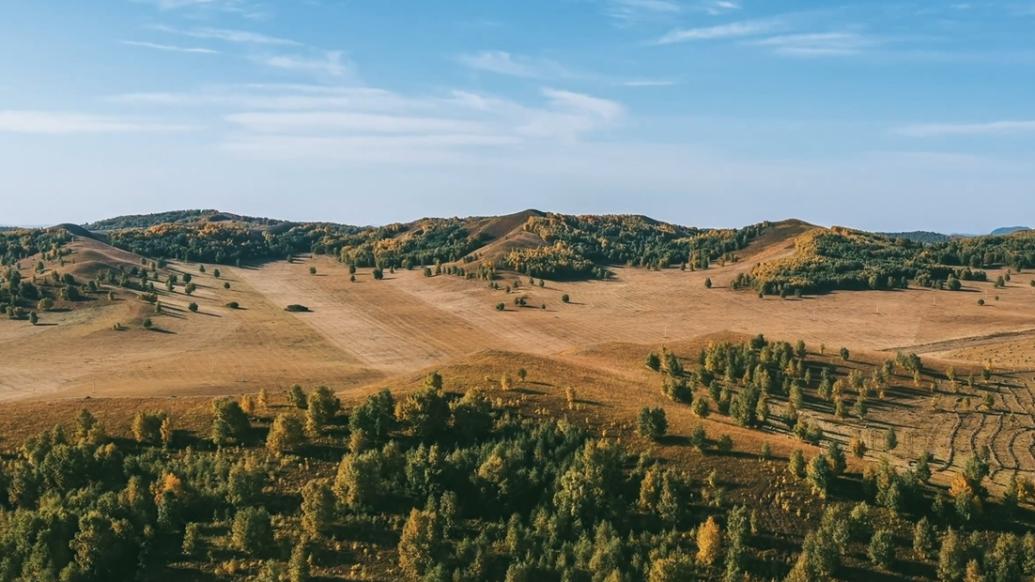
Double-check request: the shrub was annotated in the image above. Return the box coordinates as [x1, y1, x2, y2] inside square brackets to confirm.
[561, 294, 570, 303]
[225, 301, 239, 309]
[187, 302, 198, 313]
[285, 304, 310, 312]
[717, 434, 734, 454]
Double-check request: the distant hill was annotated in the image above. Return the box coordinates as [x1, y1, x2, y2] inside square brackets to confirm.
[991, 226, 1031, 236]
[83, 209, 286, 231]
[878, 231, 952, 244]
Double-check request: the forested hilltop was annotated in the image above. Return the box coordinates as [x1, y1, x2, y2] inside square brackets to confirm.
[734, 227, 1035, 295]
[86, 210, 768, 281]
[7, 209, 1035, 292]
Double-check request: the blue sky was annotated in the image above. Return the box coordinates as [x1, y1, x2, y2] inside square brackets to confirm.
[1, 0, 1033, 231]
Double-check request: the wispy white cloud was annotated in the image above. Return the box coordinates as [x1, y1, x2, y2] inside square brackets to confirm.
[701, 0, 741, 15]
[622, 79, 677, 87]
[151, 25, 299, 46]
[258, 51, 349, 77]
[655, 18, 783, 44]
[121, 40, 219, 54]
[605, 0, 682, 24]
[225, 111, 487, 134]
[456, 50, 568, 79]
[136, 0, 266, 19]
[109, 85, 431, 112]
[750, 32, 877, 57]
[0, 110, 196, 134]
[893, 120, 1035, 137]
[542, 88, 624, 121]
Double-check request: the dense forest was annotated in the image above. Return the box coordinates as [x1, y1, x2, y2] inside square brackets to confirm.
[85, 210, 285, 231]
[0, 379, 735, 581]
[501, 215, 765, 279]
[730, 227, 1027, 295]
[92, 211, 767, 281]
[3, 356, 1035, 581]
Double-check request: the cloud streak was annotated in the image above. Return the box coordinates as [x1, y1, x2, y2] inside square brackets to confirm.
[605, 0, 682, 24]
[151, 25, 300, 46]
[894, 120, 1035, 137]
[121, 40, 219, 54]
[0, 111, 196, 134]
[655, 19, 783, 44]
[258, 51, 350, 77]
[750, 32, 877, 57]
[456, 50, 568, 79]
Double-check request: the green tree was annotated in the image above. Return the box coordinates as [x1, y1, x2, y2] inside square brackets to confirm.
[132, 410, 166, 444]
[334, 450, 381, 508]
[826, 441, 847, 476]
[395, 385, 449, 439]
[267, 414, 304, 455]
[807, 454, 831, 498]
[868, 528, 895, 569]
[637, 407, 667, 440]
[288, 384, 307, 409]
[211, 397, 250, 446]
[231, 507, 274, 556]
[938, 528, 966, 582]
[913, 517, 935, 561]
[300, 479, 336, 538]
[349, 389, 396, 446]
[788, 449, 806, 478]
[398, 507, 441, 580]
[305, 385, 341, 434]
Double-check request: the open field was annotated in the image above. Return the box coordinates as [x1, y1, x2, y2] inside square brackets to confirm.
[4, 225, 1035, 581]
[5, 229, 1035, 403]
[4, 230, 1035, 492]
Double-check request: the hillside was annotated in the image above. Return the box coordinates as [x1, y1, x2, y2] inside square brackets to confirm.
[3, 212, 1035, 582]
[87, 209, 771, 281]
[731, 225, 1035, 295]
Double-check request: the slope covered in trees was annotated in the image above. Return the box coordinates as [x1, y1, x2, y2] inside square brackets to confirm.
[89, 210, 767, 281]
[731, 226, 1035, 294]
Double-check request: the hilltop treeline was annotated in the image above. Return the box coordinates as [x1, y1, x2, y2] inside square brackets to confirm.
[84, 210, 283, 231]
[501, 214, 764, 279]
[731, 227, 1032, 295]
[95, 211, 766, 281]
[0, 228, 70, 267]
